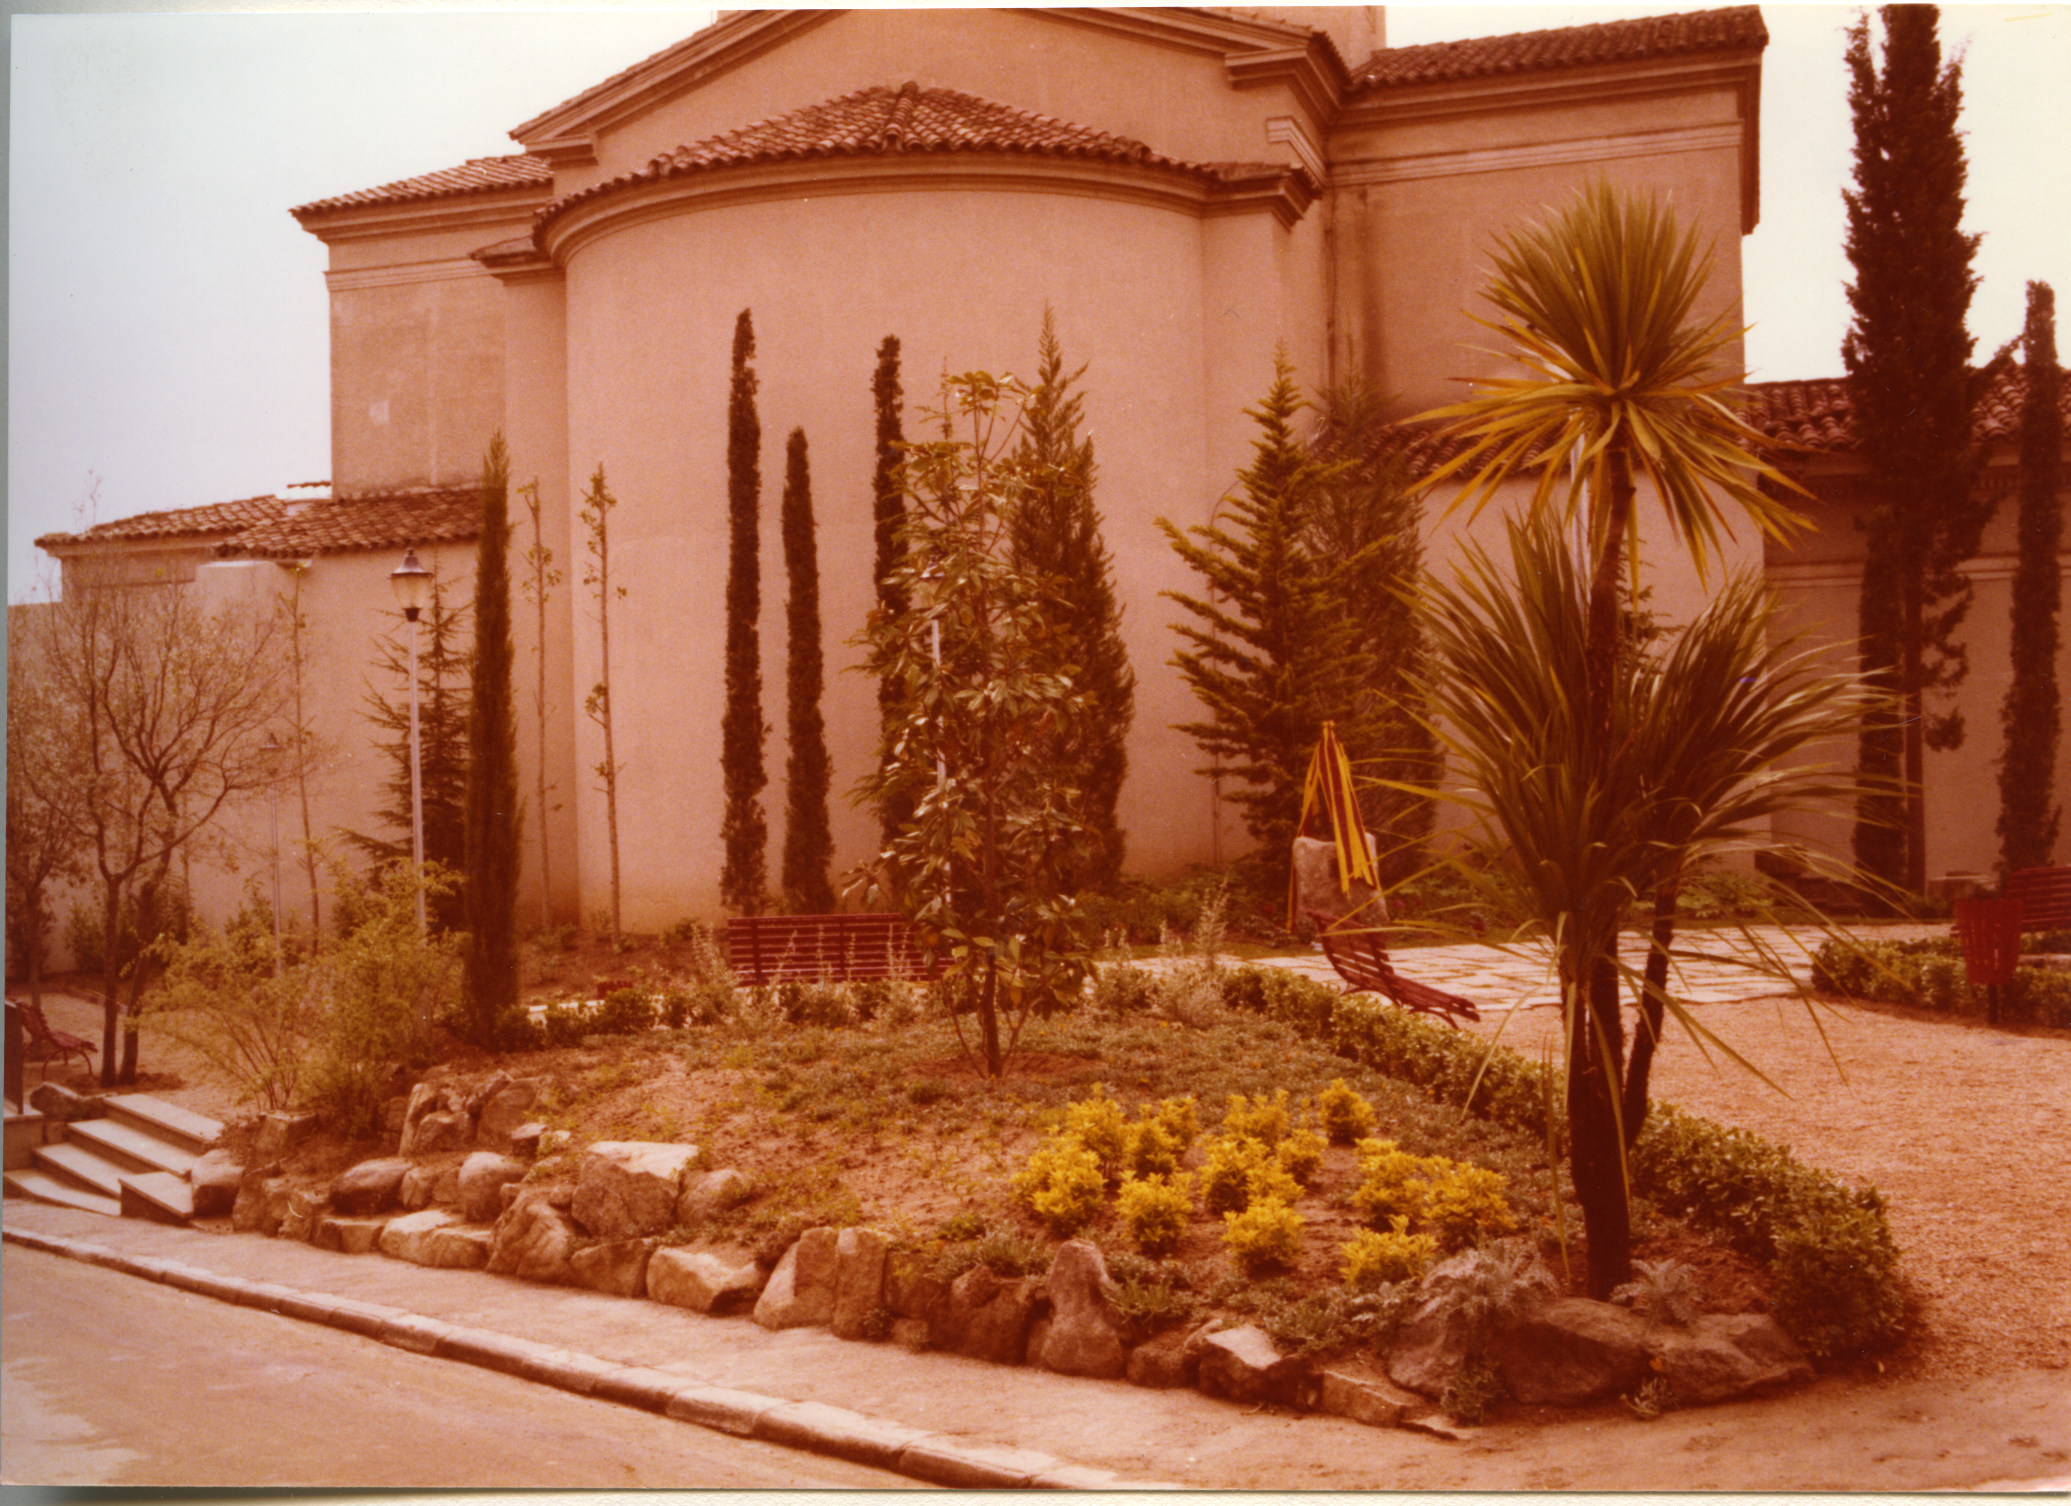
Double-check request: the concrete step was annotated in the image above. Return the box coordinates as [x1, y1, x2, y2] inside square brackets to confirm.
[3, 1166, 122, 1218]
[5, 1110, 48, 1172]
[32, 1139, 126, 1199]
[102, 1093, 222, 1155]
[65, 1115, 199, 1178]
[118, 1170, 195, 1226]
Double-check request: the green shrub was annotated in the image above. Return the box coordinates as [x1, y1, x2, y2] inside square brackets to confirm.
[1061, 1086, 1131, 1176]
[541, 998, 593, 1048]
[1341, 1219, 1439, 1287]
[1316, 1078, 1378, 1144]
[1087, 961, 1158, 1014]
[1013, 1135, 1106, 1236]
[1221, 1089, 1292, 1146]
[594, 987, 657, 1035]
[1223, 1196, 1304, 1275]
[1200, 1133, 1265, 1215]
[1768, 1194, 1905, 1364]
[1276, 1127, 1327, 1189]
[1812, 935, 2071, 1026]
[1116, 1173, 1193, 1257]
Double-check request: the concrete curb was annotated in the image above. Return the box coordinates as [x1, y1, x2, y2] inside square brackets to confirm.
[3, 1223, 1176, 1489]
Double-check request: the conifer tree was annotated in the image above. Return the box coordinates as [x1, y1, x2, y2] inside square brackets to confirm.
[1161, 355, 1386, 883]
[462, 434, 522, 1045]
[346, 571, 471, 930]
[780, 427, 835, 912]
[1308, 380, 1437, 878]
[720, 310, 769, 914]
[1998, 281, 2064, 873]
[1007, 311, 1135, 888]
[871, 334, 914, 848]
[1843, 4, 1987, 892]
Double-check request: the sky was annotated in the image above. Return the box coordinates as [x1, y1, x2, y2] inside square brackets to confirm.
[9, 3, 2070, 602]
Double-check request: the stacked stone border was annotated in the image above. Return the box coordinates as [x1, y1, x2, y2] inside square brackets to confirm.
[1, 1223, 1173, 1490]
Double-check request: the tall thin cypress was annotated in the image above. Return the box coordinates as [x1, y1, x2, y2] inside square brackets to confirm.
[1007, 310, 1135, 888]
[720, 310, 769, 914]
[1842, 5, 1987, 893]
[780, 428, 835, 912]
[871, 335, 914, 847]
[1998, 281, 2064, 874]
[463, 433, 522, 1045]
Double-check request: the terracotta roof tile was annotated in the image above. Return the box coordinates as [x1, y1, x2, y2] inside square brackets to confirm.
[36, 495, 291, 551]
[1354, 6, 1766, 90]
[292, 155, 552, 220]
[217, 488, 483, 559]
[1743, 368, 2071, 453]
[538, 82, 1226, 230]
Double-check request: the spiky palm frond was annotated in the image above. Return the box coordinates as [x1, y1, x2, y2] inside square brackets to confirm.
[1416, 180, 1808, 576]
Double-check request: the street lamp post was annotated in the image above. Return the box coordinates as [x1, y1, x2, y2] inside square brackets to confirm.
[390, 548, 432, 936]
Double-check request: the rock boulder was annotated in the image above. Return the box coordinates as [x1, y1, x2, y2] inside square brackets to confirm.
[830, 1227, 890, 1341]
[570, 1141, 700, 1240]
[488, 1189, 582, 1284]
[649, 1248, 766, 1315]
[458, 1152, 529, 1222]
[1488, 1297, 1652, 1406]
[187, 1148, 243, 1218]
[752, 1227, 841, 1330]
[570, 1238, 654, 1298]
[1196, 1324, 1306, 1406]
[330, 1157, 412, 1217]
[937, 1264, 1039, 1366]
[1030, 1240, 1127, 1379]
[1646, 1313, 1813, 1405]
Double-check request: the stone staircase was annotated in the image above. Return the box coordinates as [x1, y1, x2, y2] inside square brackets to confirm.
[2, 1093, 224, 1224]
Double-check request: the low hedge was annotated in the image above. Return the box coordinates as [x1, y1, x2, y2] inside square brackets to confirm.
[1812, 937, 2071, 1028]
[1215, 963, 1906, 1364]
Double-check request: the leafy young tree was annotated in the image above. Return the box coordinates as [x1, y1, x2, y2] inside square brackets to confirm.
[780, 428, 836, 913]
[1998, 281, 2064, 873]
[855, 373, 1098, 1078]
[519, 478, 563, 929]
[344, 570, 470, 931]
[579, 466, 626, 937]
[871, 333, 915, 848]
[1006, 310, 1135, 889]
[462, 434, 523, 1046]
[23, 567, 288, 1084]
[1415, 181, 1806, 1298]
[1842, 5, 1988, 893]
[1160, 354, 1388, 886]
[721, 309, 770, 914]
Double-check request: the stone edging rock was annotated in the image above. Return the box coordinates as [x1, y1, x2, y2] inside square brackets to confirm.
[0, 1224, 1172, 1490]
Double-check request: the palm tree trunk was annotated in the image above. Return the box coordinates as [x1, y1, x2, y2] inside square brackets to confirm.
[1567, 448, 1640, 1297]
[1622, 881, 1678, 1150]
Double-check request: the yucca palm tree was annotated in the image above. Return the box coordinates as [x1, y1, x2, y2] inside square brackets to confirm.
[1411, 181, 1827, 1297]
[1416, 519, 1875, 1297]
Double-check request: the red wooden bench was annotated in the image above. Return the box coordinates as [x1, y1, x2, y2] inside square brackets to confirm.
[6, 996, 96, 1080]
[2002, 866, 2071, 934]
[1304, 911, 1482, 1027]
[724, 913, 941, 988]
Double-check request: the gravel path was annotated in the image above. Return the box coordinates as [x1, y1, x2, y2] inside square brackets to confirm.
[1459, 990, 2071, 1380]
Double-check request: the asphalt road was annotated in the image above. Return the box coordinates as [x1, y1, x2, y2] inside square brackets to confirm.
[0, 1246, 916, 1488]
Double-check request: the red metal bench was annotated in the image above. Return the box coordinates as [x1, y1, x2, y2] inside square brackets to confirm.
[6, 996, 96, 1081]
[1304, 911, 1482, 1027]
[724, 913, 941, 988]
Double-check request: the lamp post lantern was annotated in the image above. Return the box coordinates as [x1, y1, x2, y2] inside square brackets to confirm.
[390, 547, 432, 935]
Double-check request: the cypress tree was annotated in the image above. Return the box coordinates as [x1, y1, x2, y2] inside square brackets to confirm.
[720, 310, 769, 914]
[1842, 4, 1987, 893]
[871, 334, 915, 848]
[1007, 310, 1135, 888]
[346, 571, 471, 929]
[1998, 282, 2064, 874]
[462, 433, 522, 1045]
[780, 427, 835, 913]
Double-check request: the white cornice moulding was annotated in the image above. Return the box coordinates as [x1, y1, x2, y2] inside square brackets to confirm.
[1332, 122, 1742, 188]
[326, 258, 501, 292]
[538, 153, 1313, 262]
[1265, 116, 1327, 186]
